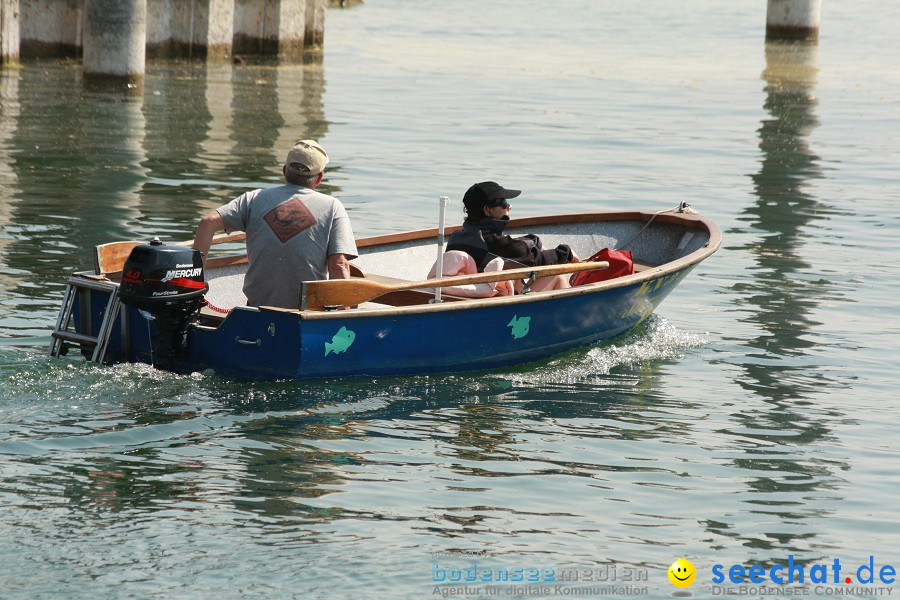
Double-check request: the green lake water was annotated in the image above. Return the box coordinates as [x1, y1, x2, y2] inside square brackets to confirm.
[1, 0, 899, 597]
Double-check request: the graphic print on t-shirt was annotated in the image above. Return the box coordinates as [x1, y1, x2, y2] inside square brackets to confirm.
[263, 197, 317, 243]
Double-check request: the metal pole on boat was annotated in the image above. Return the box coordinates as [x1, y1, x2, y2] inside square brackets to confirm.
[766, 0, 821, 42]
[432, 196, 449, 304]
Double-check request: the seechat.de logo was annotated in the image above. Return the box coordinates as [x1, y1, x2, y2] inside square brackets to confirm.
[711, 556, 897, 586]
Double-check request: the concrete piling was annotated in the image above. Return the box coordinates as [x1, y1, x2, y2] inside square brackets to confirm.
[203, 0, 239, 61]
[1, 0, 20, 65]
[766, 0, 821, 42]
[83, 0, 147, 82]
[4, 0, 328, 71]
[146, 0, 236, 61]
[275, 0, 309, 60]
[18, 0, 81, 58]
[233, 0, 315, 61]
[305, 0, 325, 48]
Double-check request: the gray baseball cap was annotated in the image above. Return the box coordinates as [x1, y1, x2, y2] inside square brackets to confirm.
[285, 140, 329, 176]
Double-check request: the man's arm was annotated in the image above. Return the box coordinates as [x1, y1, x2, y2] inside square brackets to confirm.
[193, 210, 225, 262]
[327, 253, 352, 279]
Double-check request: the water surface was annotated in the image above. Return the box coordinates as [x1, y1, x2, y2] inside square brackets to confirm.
[2, 0, 899, 597]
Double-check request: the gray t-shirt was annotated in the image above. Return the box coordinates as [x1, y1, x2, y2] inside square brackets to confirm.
[217, 184, 358, 308]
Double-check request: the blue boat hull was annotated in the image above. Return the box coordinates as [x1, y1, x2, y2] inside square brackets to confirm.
[70, 265, 695, 379]
[58, 209, 720, 379]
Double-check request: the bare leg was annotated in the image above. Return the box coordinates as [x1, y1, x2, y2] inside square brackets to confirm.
[514, 274, 570, 293]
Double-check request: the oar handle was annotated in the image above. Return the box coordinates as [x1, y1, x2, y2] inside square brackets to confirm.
[414, 261, 607, 290]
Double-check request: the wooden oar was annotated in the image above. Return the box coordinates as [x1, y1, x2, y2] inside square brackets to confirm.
[94, 231, 246, 275]
[301, 261, 609, 310]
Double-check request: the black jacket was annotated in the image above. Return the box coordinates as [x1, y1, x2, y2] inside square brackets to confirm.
[446, 218, 573, 272]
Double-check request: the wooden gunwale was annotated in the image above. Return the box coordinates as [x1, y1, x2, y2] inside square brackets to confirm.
[272, 210, 722, 321]
[353, 210, 713, 249]
[92, 210, 720, 320]
[286, 258, 702, 321]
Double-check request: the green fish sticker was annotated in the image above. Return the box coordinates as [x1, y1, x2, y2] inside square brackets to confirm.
[324, 326, 356, 357]
[507, 315, 531, 339]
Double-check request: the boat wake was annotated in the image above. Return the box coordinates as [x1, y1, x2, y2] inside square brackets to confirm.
[2, 314, 709, 424]
[505, 315, 709, 386]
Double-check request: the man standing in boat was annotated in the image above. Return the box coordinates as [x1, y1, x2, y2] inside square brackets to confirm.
[445, 181, 577, 291]
[192, 140, 358, 309]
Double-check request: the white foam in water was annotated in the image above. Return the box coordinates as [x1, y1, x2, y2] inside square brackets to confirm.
[510, 315, 709, 385]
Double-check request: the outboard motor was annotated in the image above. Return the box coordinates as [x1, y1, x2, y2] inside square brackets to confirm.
[119, 238, 208, 369]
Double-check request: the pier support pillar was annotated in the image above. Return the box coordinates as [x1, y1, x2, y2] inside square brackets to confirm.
[234, 0, 308, 61]
[305, 0, 325, 48]
[1, 0, 20, 65]
[273, 0, 306, 60]
[766, 0, 821, 42]
[146, 0, 235, 61]
[19, 0, 81, 58]
[83, 0, 147, 83]
[203, 0, 236, 60]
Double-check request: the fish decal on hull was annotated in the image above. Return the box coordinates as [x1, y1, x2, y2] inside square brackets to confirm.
[507, 315, 531, 339]
[325, 326, 356, 356]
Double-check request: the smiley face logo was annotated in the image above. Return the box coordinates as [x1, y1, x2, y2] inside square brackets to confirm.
[668, 558, 696, 588]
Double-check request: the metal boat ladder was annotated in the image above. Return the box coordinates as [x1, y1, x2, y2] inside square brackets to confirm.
[49, 276, 121, 363]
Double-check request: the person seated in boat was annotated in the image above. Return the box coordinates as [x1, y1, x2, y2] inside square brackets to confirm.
[444, 181, 578, 292]
[192, 139, 358, 309]
[427, 250, 514, 298]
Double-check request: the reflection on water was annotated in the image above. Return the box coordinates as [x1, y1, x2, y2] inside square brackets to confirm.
[706, 41, 850, 560]
[0, 320, 705, 525]
[136, 62, 329, 231]
[746, 40, 827, 386]
[23, 77, 147, 299]
[0, 69, 23, 300]
[2, 1, 898, 594]
[740, 40, 837, 404]
[0, 60, 331, 340]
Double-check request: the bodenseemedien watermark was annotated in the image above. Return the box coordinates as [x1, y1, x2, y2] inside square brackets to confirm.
[432, 583, 650, 597]
[433, 562, 649, 584]
[430, 561, 650, 597]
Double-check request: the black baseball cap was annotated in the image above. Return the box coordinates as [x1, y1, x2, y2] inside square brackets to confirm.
[462, 181, 521, 214]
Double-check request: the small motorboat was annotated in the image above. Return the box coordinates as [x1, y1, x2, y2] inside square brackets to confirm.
[49, 204, 720, 379]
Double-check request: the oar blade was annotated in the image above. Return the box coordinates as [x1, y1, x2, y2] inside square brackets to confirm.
[94, 241, 143, 275]
[94, 231, 247, 275]
[302, 278, 391, 310]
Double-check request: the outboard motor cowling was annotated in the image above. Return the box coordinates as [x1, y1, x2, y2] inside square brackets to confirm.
[119, 238, 208, 368]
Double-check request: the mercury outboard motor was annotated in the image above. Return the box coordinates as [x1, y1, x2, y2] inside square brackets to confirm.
[119, 238, 208, 369]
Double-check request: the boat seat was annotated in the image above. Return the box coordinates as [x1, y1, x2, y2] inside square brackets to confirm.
[633, 261, 657, 273]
